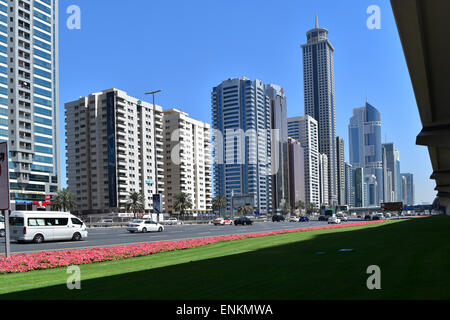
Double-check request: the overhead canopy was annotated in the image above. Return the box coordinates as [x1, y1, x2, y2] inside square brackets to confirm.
[391, 0, 450, 211]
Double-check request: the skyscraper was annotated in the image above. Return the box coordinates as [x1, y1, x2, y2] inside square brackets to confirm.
[288, 138, 305, 210]
[301, 15, 337, 205]
[344, 162, 354, 207]
[288, 116, 320, 206]
[336, 137, 345, 205]
[265, 84, 289, 212]
[382, 143, 402, 202]
[349, 102, 383, 206]
[1, 0, 60, 211]
[401, 173, 415, 205]
[211, 78, 273, 214]
[353, 167, 365, 207]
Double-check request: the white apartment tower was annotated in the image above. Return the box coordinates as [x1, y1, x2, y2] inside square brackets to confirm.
[65, 89, 165, 214]
[287, 115, 320, 206]
[1, 0, 60, 210]
[301, 15, 337, 206]
[162, 109, 212, 213]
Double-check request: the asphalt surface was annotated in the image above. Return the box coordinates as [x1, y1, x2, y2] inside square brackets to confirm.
[0, 220, 364, 255]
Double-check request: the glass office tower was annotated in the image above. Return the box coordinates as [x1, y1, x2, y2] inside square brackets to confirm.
[0, 0, 59, 210]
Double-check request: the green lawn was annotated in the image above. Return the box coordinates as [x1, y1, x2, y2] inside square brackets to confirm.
[1, 216, 450, 300]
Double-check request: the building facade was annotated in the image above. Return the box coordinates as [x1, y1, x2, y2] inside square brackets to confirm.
[319, 153, 329, 206]
[344, 162, 354, 207]
[336, 137, 345, 205]
[211, 78, 273, 214]
[1, 0, 60, 211]
[353, 167, 365, 207]
[162, 109, 212, 213]
[382, 143, 402, 203]
[266, 84, 289, 212]
[288, 137, 305, 210]
[65, 89, 165, 214]
[349, 102, 383, 206]
[401, 173, 415, 205]
[288, 115, 320, 206]
[301, 16, 337, 206]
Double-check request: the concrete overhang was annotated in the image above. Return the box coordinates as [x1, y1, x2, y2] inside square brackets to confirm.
[391, 0, 450, 205]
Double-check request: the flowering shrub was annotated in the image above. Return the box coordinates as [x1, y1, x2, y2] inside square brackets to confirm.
[0, 220, 386, 274]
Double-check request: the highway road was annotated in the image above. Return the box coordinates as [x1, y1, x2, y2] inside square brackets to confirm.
[0, 220, 360, 255]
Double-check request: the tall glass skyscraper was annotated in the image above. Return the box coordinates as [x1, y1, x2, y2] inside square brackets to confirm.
[349, 102, 383, 206]
[211, 78, 273, 214]
[301, 16, 337, 205]
[401, 173, 415, 205]
[0, 0, 59, 210]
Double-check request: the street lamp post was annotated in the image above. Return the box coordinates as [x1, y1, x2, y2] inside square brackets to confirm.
[145, 90, 162, 220]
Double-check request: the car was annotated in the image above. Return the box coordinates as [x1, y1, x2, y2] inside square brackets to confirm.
[364, 215, 372, 220]
[372, 216, 381, 221]
[289, 216, 300, 222]
[126, 219, 164, 233]
[0, 215, 5, 237]
[384, 213, 391, 218]
[336, 213, 348, 222]
[213, 218, 233, 226]
[328, 216, 341, 224]
[318, 216, 328, 222]
[9, 211, 88, 243]
[299, 216, 309, 222]
[234, 217, 253, 226]
[165, 217, 183, 225]
[100, 219, 113, 224]
[272, 215, 285, 222]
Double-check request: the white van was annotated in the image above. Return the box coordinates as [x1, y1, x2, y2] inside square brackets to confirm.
[9, 211, 88, 244]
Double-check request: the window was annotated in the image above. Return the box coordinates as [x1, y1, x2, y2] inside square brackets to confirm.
[71, 218, 83, 226]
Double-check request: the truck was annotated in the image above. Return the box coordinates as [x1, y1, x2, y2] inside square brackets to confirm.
[324, 208, 337, 218]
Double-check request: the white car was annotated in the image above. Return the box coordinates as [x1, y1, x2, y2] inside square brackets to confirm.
[328, 216, 342, 224]
[126, 220, 164, 233]
[164, 218, 183, 225]
[213, 218, 233, 226]
[336, 213, 348, 222]
[9, 211, 88, 243]
[289, 216, 300, 222]
[0, 215, 5, 237]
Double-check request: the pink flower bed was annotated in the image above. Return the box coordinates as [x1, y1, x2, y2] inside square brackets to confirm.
[0, 220, 386, 274]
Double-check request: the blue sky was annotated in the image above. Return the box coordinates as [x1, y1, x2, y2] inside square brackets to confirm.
[59, 0, 435, 204]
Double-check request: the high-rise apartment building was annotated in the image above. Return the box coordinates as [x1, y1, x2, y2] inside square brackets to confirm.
[353, 167, 365, 207]
[162, 109, 212, 213]
[288, 137, 305, 210]
[336, 137, 345, 205]
[401, 173, 415, 205]
[265, 84, 289, 212]
[1, 0, 60, 210]
[382, 143, 402, 203]
[349, 102, 383, 206]
[65, 89, 165, 214]
[301, 16, 337, 205]
[288, 116, 320, 206]
[211, 78, 273, 214]
[344, 162, 354, 207]
[319, 153, 329, 206]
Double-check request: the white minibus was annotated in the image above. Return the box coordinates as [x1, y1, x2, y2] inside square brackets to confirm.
[9, 211, 88, 243]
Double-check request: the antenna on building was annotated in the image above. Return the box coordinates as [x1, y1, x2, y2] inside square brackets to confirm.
[315, 13, 319, 28]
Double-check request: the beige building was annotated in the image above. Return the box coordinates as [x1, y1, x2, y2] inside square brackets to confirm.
[65, 88, 165, 214]
[162, 109, 212, 213]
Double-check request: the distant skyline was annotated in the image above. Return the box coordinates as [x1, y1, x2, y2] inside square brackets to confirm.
[59, 0, 435, 204]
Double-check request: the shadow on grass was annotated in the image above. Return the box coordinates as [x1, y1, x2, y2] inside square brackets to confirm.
[1, 216, 450, 300]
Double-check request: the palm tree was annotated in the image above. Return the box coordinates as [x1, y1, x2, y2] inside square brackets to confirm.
[52, 188, 77, 212]
[237, 205, 253, 216]
[296, 200, 305, 215]
[306, 202, 318, 216]
[173, 192, 193, 218]
[212, 195, 228, 217]
[126, 192, 145, 218]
